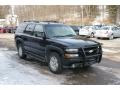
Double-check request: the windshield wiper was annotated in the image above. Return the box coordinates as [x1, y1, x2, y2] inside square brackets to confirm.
[53, 35, 65, 37]
[52, 34, 76, 38]
[64, 34, 76, 37]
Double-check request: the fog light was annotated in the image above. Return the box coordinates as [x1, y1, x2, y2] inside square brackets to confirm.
[72, 64, 76, 68]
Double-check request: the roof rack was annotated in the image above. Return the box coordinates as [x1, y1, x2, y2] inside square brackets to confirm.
[24, 20, 39, 23]
[23, 20, 63, 24]
[40, 20, 60, 23]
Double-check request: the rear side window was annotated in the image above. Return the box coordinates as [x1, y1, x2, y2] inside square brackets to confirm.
[24, 24, 35, 35]
[112, 27, 119, 30]
[16, 23, 27, 33]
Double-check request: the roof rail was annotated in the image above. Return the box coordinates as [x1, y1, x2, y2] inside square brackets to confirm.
[40, 20, 60, 23]
[24, 20, 39, 23]
[23, 20, 63, 24]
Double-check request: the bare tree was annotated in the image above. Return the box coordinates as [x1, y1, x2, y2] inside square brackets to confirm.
[0, 5, 10, 18]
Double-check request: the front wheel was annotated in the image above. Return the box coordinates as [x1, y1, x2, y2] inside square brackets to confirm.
[90, 33, 94, 38]
[48, 52, 63, 74]
[97, 37, 100, 39]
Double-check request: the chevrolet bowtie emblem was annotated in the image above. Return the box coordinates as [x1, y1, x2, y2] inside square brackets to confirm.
[89, 50, 94, 53]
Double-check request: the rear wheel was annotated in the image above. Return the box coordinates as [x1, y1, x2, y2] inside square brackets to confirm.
[17, 43, 26, 59]
[48, 52, 63, 74]
[109, 34, 114, 40]
[97, 37, 100, 39]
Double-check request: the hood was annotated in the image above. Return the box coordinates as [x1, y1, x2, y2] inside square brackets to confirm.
[50, 37, 99, 48]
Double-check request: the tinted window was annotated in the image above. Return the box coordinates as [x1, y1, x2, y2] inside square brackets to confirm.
[95, 26, 110, 30]
[118, 27, 120, 30]
[16, 23, 27, 33]
[112, 27, 117, 30]
[33, 25, 43, 37]
[24, 24, 35, 35]
[70, 26, 78, 30]
[103, 27, 109, 30]
[84, 26, 92, 30]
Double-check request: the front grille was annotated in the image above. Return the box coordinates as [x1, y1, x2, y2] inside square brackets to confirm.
[79, 45, 101, 57]
[84, 46, 99, 56]
[78, 45, 102, 65]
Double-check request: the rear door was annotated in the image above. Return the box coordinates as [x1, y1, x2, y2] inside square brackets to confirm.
[23, 24, 35, 53]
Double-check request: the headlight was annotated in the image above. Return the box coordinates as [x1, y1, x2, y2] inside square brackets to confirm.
[65, 49, 78, 53]
[64, 54, 79, 58]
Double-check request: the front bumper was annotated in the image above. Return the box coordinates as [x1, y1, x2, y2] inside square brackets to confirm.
[62, 45, 102, 68]
[63, 54, 102, 67]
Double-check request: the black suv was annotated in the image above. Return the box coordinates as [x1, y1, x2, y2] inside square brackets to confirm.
[15, 21, 102, 74]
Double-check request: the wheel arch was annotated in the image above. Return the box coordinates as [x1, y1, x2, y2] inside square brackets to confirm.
[15, 38, 24, 49]
[46, 45, 64, 63]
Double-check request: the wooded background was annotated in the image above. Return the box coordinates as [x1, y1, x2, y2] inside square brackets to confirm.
[0, 5, 120, 25]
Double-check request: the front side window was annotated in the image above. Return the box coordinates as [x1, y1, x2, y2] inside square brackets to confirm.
[45, 25, 76, 38]
[33, 25, 43, 37]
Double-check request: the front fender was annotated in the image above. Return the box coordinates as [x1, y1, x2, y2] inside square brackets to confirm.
[45, 45, 64, 62]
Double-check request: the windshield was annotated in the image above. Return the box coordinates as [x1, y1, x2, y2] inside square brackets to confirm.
[83, 26, 90, 30]
[102, 26, 110, 30]
[112, 26, 120, 30]
[45, 25, 76, 38]
[95, 26, 110, 30]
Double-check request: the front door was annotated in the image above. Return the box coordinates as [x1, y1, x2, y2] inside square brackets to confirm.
[32, 24, 46, 59]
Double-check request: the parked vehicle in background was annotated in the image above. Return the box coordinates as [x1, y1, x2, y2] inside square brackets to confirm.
[15, 20, 102, 74]
[95, 25, 120, 40]
[4, 26, 17, 33]
[70, 25, 81, 35]
[0, 27, 7, 33]
[12, 26, 18, 33]
[4, 26, 12, 33]
[79, 25, 95, 37]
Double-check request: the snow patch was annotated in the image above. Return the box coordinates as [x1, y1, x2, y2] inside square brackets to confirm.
[0, 48, 9, 51]
[103, 48, 119, 53]
[97, 66, 120, 79]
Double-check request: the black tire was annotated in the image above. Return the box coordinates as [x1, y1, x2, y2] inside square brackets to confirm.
[48, 52, 63, 74]
[17, 43, 26, 59]
[109, 34, 114, 40]
[90, 33, 94, 38]
[97, 37, 100, 39]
